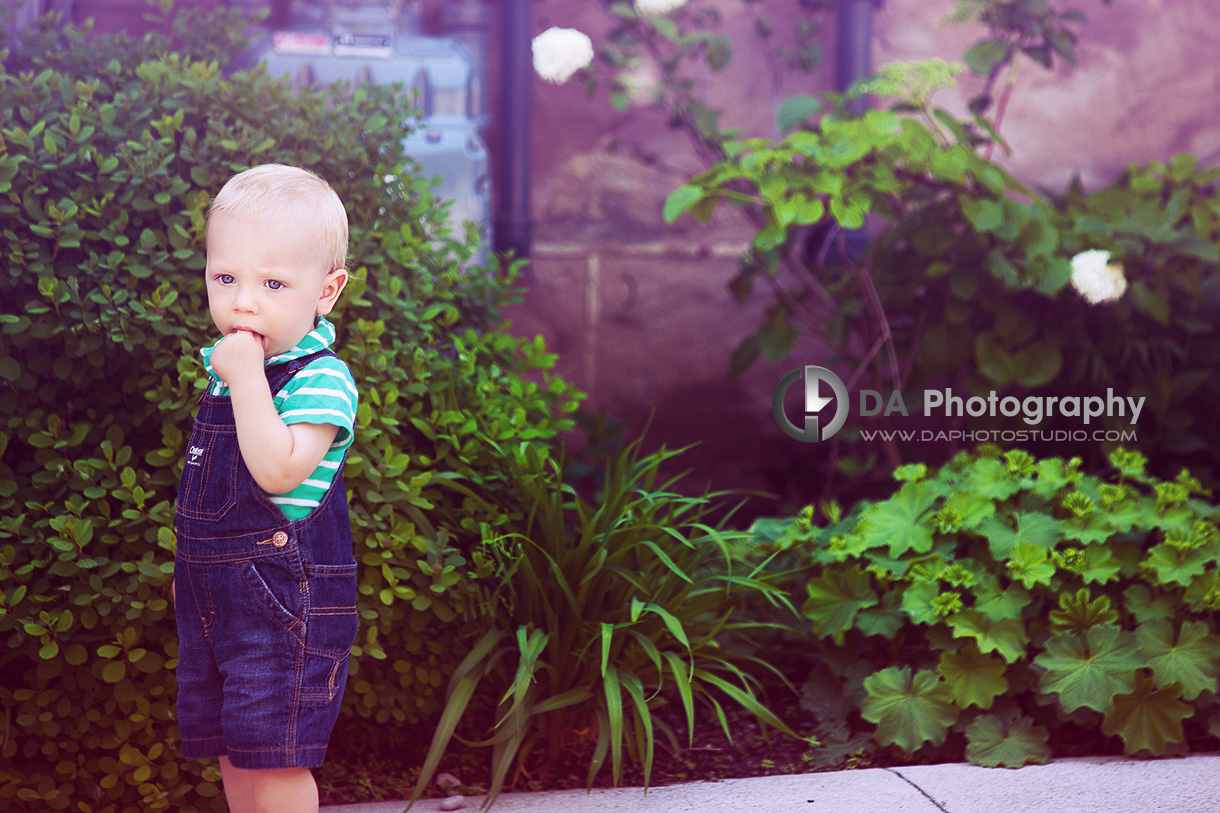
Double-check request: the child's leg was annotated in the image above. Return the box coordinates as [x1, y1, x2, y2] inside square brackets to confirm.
[219, 756, 318, 813]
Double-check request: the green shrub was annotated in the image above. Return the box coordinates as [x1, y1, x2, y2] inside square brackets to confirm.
[0, 9, 580, 811]
[410, 440, 799, 808]
[668, 62, 1220, 493]
[753, 446, 1220, 767]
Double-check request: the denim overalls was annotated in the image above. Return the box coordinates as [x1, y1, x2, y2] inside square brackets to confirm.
[174, 349, 359, 770]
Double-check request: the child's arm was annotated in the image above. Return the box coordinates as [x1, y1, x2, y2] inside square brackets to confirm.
[209, 329, 339, 495]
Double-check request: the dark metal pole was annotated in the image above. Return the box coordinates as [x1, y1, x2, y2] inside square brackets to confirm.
[835, 0, 874, 113]
[494, 0, 533, 258]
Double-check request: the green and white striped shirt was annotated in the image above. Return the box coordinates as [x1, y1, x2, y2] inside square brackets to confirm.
[200, 316, 357, 520]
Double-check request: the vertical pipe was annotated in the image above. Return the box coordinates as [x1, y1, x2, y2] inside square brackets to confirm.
[835, 0, 874, 113]
[495, 0, 533, 258]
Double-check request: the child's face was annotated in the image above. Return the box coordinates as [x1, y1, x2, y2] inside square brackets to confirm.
[205, 212, 346, 358]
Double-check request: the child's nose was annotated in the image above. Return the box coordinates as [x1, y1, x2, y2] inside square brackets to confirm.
[233, 287, 257, 313]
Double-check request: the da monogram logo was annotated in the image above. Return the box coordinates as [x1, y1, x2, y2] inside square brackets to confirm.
[772, 366, 848, 443]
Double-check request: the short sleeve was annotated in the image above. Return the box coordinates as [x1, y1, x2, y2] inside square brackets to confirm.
[273, 356, 359, 448]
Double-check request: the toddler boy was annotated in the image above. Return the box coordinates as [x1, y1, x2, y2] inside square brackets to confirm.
[174, 164, 359, 813]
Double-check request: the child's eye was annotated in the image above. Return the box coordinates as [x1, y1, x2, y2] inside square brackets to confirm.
[266, 280, 284, 290]
[216, 273, 235, 285]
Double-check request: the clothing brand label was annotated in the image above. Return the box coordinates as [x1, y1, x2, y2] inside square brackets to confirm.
[186, 445, 205, 467]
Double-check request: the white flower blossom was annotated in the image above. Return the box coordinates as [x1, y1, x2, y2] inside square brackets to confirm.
[635, 0, 689, 14]
[1069, 249, 1128, 305]
[531, 27, 594, 85]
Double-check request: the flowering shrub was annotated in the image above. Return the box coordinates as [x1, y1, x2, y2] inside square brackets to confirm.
[666, 62, 1220, 490]
[752, 446, 1220, 767]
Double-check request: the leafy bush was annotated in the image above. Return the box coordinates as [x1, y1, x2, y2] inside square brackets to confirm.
[665, 61, 1220, 492]
[0, 9, 580, 811]
[409, 440, 799, 808]
[752, 446, 1220, 768]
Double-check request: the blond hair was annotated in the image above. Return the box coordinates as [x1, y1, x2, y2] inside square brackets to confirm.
[208, 164, 349, 272]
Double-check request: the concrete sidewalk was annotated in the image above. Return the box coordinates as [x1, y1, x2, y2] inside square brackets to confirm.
[322, 754, 1220, 813]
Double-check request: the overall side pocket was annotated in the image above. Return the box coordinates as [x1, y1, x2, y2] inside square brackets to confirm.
[300, 562, 359, 707]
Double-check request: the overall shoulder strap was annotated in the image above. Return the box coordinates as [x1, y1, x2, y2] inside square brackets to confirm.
[264, 348, 340, 395]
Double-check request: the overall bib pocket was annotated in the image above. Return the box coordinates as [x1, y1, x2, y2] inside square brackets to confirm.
[300, 562, 359, 707]
[177, 421, 240, 522]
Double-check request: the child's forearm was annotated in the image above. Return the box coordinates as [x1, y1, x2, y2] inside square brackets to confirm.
[225, 373, 303, 495]
[210, 330, 335, 495]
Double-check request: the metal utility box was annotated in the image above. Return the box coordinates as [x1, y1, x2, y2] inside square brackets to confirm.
[241, 0, 491, 257]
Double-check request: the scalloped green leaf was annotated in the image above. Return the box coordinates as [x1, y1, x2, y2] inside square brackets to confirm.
[965, 714, 1052, 768]
[1070, 545, 1122, 584]
[965, 457, 1025, 501]
[1005, 541, 1057, 589]
[1101, 673, 1191, 755]
[937, 644, 1008, 709]
[1035, 626, 1140, 713]
[861, 667, 958, 753]
[856, 481, 940, 557]
[1125, 584, 1179, 623]
[802, 565, 878, 644]
[949, 610, 1028, 663]
[1144, 542, 1213, 587]
[1135, 619, 1220, 700]
[973, 578, 1030, 622]
[1048, 588, 1117, 635]
[981, 512, 1065, 559]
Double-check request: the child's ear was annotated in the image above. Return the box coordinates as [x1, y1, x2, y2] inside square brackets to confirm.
[316, 268, 349, 316]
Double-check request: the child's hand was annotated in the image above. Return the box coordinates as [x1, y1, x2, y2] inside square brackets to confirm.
[210, 329, 267, 385]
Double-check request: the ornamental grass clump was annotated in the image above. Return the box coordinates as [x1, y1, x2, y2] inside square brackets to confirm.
[409, 440, 799, 809]
[752, 446, 1220, 768]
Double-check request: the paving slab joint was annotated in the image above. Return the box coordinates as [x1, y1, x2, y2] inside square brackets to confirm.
[883, 768, 950, 812]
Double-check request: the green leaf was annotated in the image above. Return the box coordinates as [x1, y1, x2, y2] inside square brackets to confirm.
[1011, 342, 1062, 388]
[756, 314, 800, 364]
[961, 197, 1004, 232]
[1069, 544, 1121, 584]
[861, 667, 958, 753]
[965, 714, 1052, 768]
[974, 580, 1030, 622]
[705, 34, 733, 72]
[975, 332, 1016, 385]
[965, 458, 1024, 501]
[963, 40, 1010, 76]
[1145, 542, 1212, 587]
[102, 661, 126, 683]
[663, 184, 706, 224]
[1125, 584, 1178, 624]
[1048, 588, 1117, 635]
[982, 512, 1064, 559]
[857, 481, 938, 557]
[937, 644, 1008, 709]
[803, 565, 878, 643]
[899, 577, 943, 626]
[1101, 673, 1191, 755]
[1135, 619, 1220, 701]
[776, 94, 822, 133]
[1004, 541, 1057, 589]
[1035, 626, 1140, 713]
[949, 610, 1028, 664]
